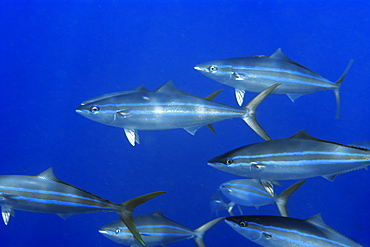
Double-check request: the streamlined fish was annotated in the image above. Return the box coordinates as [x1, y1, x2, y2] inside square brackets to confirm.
[194, 49, 353, 118]
[219, 179, 305, 217]
[0, 168, 165, 246]
[225, 214, 362, 246]
[76, 81, 280, 146]
[208, 130, 370, 181]
[99, 210, 224, 247]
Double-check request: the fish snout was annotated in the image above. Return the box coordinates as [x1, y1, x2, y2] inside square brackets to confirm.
[194, 66, 208, 72]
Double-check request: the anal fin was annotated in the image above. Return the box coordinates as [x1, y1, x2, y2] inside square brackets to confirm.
[207, 124, 216, 134]
[124, 129, 140, 146]
[235, 88, 245, 106]
[1, 206, 15, 225]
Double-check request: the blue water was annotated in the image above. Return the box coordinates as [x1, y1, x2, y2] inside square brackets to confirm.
[1, 1, 369, 246]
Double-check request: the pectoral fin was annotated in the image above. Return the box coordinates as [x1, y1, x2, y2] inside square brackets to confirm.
[124, 129, 140, 146]
[1, 206, 15, 225]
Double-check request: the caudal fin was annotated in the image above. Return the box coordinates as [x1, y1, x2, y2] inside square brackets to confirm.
[117, 191, 166, 246]
[193, 217, 225, 247]
[274, 180, 306, 217]
[334, 59, 354, 119]
[243, 83, 281, 141]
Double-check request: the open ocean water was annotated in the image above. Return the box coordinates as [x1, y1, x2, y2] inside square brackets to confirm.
[1, 1, 369, 246]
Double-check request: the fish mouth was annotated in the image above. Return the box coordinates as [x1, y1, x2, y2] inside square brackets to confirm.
[207, 162, 217, 167]
[194, 66, 208, 72]
[98, 230, 108, 235]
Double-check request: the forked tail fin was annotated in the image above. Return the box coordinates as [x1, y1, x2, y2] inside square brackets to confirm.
[334, 59, 354, 119]
[242, 83, 281, 141]
[193, 217, 225, 247]
[274, 180, 306, 217]
[117, 191, 166, 246]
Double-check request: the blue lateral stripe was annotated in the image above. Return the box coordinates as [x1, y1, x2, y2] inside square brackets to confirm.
[223, 183, 270, 196]
[230, 188, 271, 199]
[78, 109, 240, 116]
[247, 222, 350, 246]
[1, 186, 111, 206]
[218, 70, 333, 87]
[98, 102, 236, 111]
[233, 65, 330, 82]
[117, 225, 193, 237]
[2, 193, 110, 209]
[227, 159, 368, 167]
[234, 151, 369, 159]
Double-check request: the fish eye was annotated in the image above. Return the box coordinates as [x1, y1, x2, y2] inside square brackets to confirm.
[115, 228, 121, 234]
[209, 65, 218, 72]
[90, 106, 100, 113]
[239, 221, 248, 227]
[226, 158, 233, 165]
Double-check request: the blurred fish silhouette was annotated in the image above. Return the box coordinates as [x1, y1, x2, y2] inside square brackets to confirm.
[208, 129, 370, 182]
[0, 168, 165, 246]
[195, 49, 353, 118]
[99, 211, 224, 247]
[77, 81, 280, 145]
[225, 214, 362, 246]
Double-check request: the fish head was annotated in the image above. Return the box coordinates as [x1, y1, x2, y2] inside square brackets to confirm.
[208, 150, 267, 178]
[225, 216, 265, 242]
[76, 98, 119, 126]
[194, 60, 234, 84]
[99, 221, 134, 244]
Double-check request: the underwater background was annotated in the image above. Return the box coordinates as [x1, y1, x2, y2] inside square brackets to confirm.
[1, 0, 369, 246]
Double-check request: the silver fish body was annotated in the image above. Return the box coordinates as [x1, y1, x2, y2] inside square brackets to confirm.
[76, 81, 280, 145]
[194, 49, 353, 118]
[225, 214, 362, 247]
[220, 179, 305, 217]
[208, 130, 370, 181]
[99, 211, 224, 247]
[0, 168, 165, 246]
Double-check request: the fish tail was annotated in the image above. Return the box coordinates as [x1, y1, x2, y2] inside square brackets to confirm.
[274, 180, 306, 217]
[193, 217, 225, 247]
[334, 59, 354, 119]
[117, 191, 166, 246]
[242, 83, 281, 141]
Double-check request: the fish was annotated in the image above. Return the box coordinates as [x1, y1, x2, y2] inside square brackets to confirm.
[219, 179, 305, 217]
[99, 210, 224, 247]
[225, 214, 362, 246]
[0, 168, 165, 246]
[208, 129, 370, 181]
[209, 190, 241, 216]
[76, 81, 280, 145]
[194, 48, 354, 118]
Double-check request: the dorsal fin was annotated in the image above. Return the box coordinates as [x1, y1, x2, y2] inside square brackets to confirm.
[290, 129, 315, 140]
[204, 89, 224, 101]
[291, 130, 370, 151]
[37, 168, 113, 203]
[269, 48, 316, 73]
[152, 210, 164, 217]
[37, 168, 62, 182]
[156, 80, 190, 96]
[306, 214, 328, 228]
[134, 85, 150, 92]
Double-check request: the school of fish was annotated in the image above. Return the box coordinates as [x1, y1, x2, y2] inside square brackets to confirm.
[2, 49, 367, 246]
